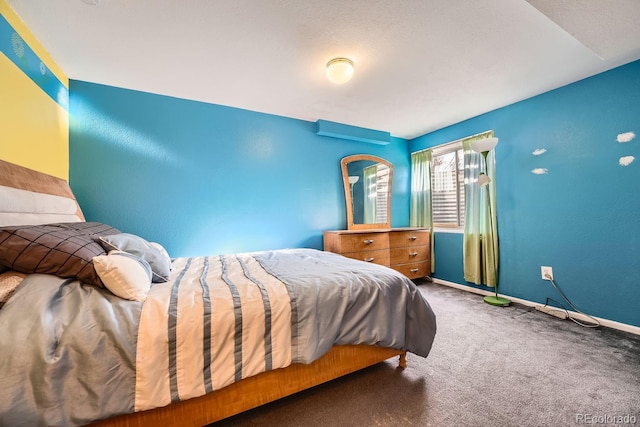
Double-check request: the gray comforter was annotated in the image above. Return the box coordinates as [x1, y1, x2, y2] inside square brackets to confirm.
[0, 248, 436, 426]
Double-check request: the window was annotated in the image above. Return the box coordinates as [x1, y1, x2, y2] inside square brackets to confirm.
[411, 131, 494, 231]
[430, 143, 465, 228]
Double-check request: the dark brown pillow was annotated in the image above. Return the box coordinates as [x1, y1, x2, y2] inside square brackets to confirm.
[0, 222, 120, 287]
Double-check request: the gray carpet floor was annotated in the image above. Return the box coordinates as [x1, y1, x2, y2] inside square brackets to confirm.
[212, 281, 640, 426]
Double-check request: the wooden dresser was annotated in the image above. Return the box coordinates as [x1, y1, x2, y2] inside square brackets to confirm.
[323, 228, 430, 279]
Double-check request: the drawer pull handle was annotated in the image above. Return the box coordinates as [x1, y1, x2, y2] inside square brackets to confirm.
[409, 236, 417, 241]
[364, 257, 375, 262]
[409, 252, 418, 257]
[363, 239, 374, 244]
[410, 268, 419, 273]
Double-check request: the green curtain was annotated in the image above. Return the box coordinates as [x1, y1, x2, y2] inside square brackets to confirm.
[463, 135, 498, 287]
[410, 149, 435, 273]
[363, 164, 377, 223]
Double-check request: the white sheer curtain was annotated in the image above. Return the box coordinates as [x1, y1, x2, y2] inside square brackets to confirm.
[410, 149, 435, 273]
[463, 134, 498, 287]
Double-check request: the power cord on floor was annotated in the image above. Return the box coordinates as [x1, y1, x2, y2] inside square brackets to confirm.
[541, 274, 600, 328]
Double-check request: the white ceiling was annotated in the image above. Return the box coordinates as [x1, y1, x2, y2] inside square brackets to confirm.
[7, 0, 640, 139]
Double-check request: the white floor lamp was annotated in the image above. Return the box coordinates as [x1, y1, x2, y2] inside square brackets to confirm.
[469, 136, 510, 307]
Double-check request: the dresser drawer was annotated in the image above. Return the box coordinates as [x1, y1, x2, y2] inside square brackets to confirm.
[341, 249, 390, 267]
[390, 245, 429, 265]
[324, 232, 389, 253]
[392, 261, 430, 279]
[389, 230, 430, 248]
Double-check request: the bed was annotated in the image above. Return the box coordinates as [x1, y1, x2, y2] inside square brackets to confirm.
[0, 159, 437, 427]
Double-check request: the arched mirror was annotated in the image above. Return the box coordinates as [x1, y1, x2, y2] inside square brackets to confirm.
[341, 154, 393, 230]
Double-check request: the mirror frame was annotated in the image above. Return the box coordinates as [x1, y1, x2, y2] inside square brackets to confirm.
[341, 154, 393, 230]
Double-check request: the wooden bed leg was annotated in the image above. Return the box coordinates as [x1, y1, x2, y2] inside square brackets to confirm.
[398, 352, 407, 369]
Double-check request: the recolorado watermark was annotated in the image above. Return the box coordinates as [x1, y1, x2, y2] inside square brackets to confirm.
[576, 414, 638, 425]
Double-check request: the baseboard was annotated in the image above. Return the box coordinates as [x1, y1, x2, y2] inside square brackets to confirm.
[431, 278, 640, 336]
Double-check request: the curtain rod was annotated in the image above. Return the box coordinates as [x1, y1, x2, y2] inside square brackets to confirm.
[412, 130, 494, 155]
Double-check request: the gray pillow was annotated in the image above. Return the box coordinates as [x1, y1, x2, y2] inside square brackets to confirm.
[97, 233, 171, 282]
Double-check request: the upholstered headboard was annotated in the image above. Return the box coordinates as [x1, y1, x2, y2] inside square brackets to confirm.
[0, 159, 85, 226]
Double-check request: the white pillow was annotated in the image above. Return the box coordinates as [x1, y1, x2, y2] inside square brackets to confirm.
[93, 251, 152, 302]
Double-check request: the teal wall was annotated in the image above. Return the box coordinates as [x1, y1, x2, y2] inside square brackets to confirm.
[69, 81, 410, 257]
[410, 60, 640, 327]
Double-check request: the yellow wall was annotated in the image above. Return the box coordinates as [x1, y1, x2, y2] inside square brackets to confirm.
[0, 0, 69, 179]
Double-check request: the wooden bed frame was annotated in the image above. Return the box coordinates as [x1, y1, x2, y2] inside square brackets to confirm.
[1, 159, 409, 426]
[92, 345, 406, 427]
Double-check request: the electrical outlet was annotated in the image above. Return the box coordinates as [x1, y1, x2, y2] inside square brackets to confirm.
[541, 266, 553, 280]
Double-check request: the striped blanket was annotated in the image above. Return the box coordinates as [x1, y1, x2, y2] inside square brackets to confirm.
[135, 248, 437, 412]
[135, 253, 295, 410]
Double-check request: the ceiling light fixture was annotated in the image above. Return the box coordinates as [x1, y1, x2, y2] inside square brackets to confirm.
[326, 58, 354, 84]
